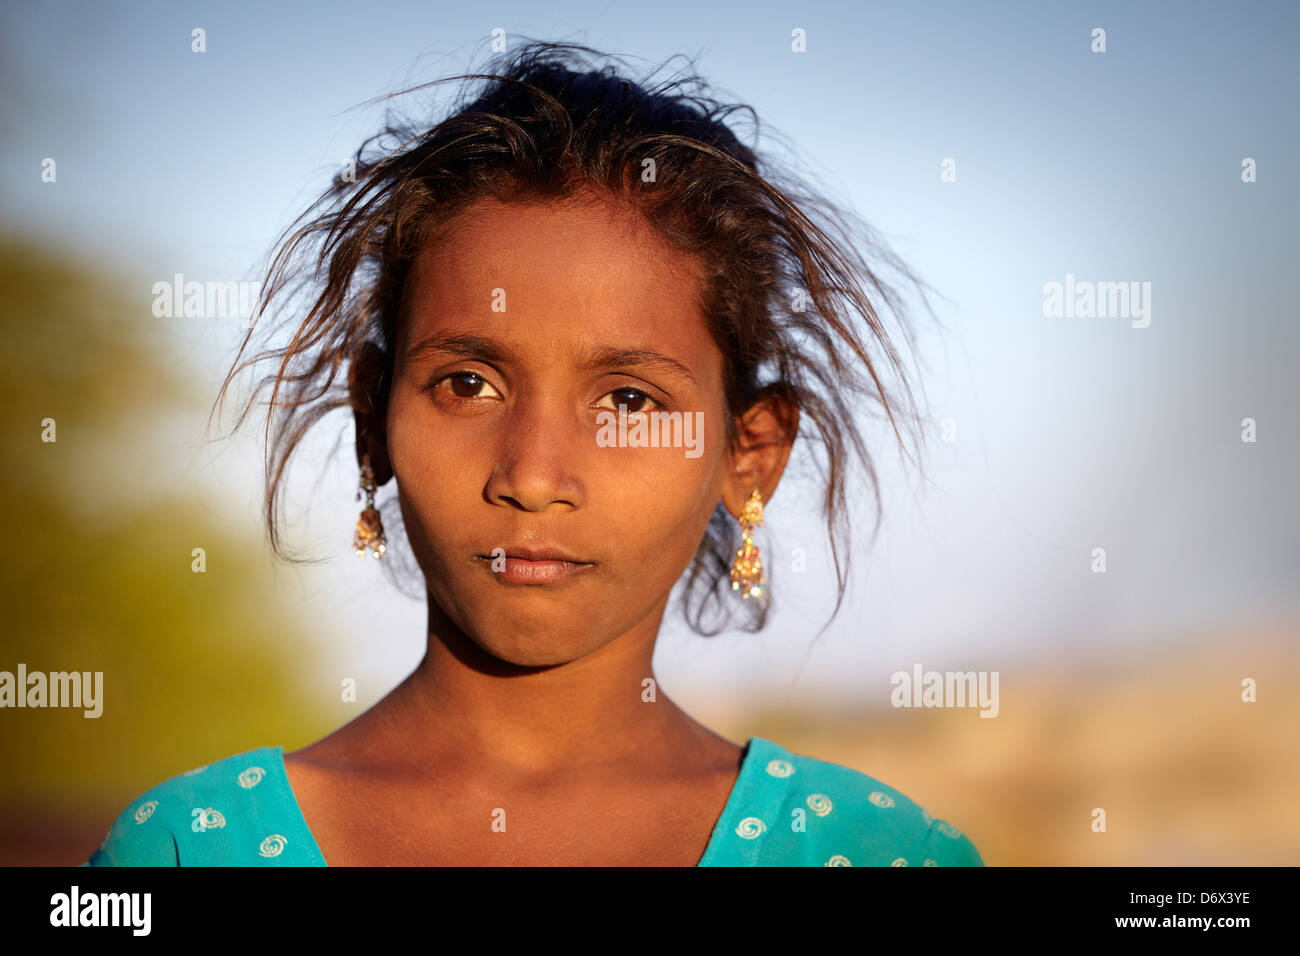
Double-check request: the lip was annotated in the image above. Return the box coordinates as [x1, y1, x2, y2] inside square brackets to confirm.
[476, 546, 596, 586]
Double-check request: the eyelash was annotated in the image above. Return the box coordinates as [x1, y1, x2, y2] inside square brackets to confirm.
[430, 371, 501, 402]
[594, 387, 659, 414]
[428, 372, 662, 413]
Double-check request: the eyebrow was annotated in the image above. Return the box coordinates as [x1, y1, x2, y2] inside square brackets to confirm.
[577, 345, 699, 386]
[405, 333, 508, 366]
[404, 334, 699, 386]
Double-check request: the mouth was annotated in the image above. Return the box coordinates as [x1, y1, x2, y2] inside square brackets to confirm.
[475, 547, 597, 586]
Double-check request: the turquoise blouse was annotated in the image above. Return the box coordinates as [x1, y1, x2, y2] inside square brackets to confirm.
[84, 736, 983, 867]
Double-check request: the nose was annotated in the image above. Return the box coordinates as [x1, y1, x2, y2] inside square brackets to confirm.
[483, 396, 586, 512]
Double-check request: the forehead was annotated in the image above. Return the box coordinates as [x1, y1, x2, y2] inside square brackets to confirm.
[398, 194, 715, 365]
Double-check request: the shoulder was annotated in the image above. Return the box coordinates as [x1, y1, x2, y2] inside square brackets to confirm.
[785, 744, 983, 867]
[707, 737, 984, 867]
[86, 746, 320, 867]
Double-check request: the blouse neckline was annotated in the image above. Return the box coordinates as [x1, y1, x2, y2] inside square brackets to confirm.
[267, 735, 775, 866]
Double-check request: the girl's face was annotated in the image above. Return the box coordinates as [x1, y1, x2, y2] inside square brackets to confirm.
[384, 193, 732, 667]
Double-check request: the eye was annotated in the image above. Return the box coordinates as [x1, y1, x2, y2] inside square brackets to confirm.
[595, 387, 659, 414]
[435, 371, 502, 400]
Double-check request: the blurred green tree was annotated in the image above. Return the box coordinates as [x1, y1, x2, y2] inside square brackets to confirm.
[0, 238, 338, 859]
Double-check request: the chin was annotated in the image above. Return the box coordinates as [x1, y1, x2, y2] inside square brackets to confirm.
[438, 585, 618, 668]
[469, 618, 612, 668]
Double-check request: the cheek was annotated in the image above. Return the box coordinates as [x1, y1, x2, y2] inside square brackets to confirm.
[383, 390, 482, 545]
[589, 415, 729, 576]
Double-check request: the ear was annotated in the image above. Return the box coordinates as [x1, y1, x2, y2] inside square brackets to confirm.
[721, 386, 799, 519]
[350, 340, 394, 485]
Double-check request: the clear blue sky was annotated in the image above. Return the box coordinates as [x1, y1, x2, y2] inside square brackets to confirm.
[3, 0, 1296, 702]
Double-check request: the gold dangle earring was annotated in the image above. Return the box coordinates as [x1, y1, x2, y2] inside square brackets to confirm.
[353, 453, 386, 559]
[730, 487, 766, 599]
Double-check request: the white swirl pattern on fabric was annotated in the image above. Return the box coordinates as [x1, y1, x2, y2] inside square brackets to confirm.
[806, 793, 832, 816]
[237, 766, 265, 789]
[258, 834, 287, 858]
[198, 808, 226, 830]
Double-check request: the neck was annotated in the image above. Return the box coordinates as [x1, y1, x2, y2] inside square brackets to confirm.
[386, 588, 698, 773]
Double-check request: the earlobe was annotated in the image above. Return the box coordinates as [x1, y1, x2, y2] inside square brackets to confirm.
[720, 391, 799, 519]
[355, 425, 394, 486]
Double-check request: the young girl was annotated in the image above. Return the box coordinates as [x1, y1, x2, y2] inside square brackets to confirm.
[87, 41, 982, 867]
